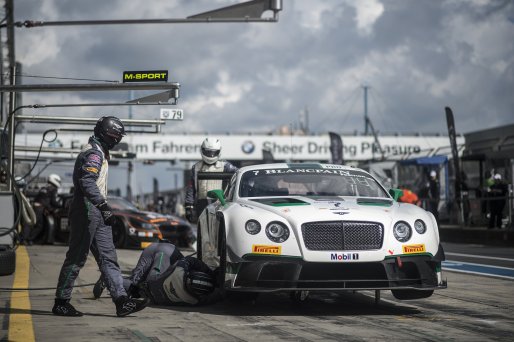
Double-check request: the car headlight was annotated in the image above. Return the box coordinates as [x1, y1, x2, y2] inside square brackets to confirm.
[414, 219, 426, 234]
[245, 220, 261, 235]
[265, 221, 290, 243]
[393, 221, 412, 242]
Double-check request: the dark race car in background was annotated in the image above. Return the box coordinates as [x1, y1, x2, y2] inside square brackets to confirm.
[108, 196, 195, 249]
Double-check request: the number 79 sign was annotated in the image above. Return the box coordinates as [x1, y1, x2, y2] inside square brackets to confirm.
[160, 108, 184, 120]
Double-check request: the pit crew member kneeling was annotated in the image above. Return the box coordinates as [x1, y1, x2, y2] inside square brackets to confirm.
[93, 241, 219, 305]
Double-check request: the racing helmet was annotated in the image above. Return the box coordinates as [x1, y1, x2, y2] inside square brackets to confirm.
[184, 271, 215, 298]
[201, 138, 221, 165]
[48, 174, 61, 188]
[94, 116, 126, 150]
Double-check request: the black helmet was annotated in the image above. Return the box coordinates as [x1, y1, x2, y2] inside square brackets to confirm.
[94, 116, 126, 150]
[184, 271, 215, 298]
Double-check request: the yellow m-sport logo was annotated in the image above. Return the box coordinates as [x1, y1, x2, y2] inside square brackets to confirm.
[123, 70, 168, 83]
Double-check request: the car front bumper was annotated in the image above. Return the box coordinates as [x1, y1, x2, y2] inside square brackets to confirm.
[226, 254, 447, 292]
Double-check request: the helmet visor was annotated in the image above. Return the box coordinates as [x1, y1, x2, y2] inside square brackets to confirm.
[202, 148, 220, 158]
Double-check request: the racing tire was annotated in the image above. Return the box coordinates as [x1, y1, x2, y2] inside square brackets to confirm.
[391, 289, 434, 300]
[112, 220, 127, 249]
[196, 223, 202, 261]
[0, 248, 16, 276]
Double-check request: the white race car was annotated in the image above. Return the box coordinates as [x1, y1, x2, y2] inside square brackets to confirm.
[197, 163, 446, 300]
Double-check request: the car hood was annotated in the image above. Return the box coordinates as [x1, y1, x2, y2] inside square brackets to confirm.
[242, 196, 400, 225]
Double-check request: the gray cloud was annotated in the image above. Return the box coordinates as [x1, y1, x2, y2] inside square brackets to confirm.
[13, 0, 514, 135]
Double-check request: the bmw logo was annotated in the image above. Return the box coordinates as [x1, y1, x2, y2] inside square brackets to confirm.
[241, 141, 255, 154]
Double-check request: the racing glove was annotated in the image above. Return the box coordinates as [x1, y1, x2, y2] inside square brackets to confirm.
[185, 205, 195, 223]
[97, 202, 117, 226]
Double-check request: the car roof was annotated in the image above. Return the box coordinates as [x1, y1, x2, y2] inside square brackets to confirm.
[237, 162, 365, 173]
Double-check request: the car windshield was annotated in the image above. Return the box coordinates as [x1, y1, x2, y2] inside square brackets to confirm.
[239, 167, 388, 198]
[108, 197, 139, 211]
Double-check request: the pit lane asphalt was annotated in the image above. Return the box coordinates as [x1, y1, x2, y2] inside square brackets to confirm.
[1, 244, 514, 342]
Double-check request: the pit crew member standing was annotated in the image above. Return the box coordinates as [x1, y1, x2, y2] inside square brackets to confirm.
[94, 241, 217, 305]
[184, 138, 237, 222]
[52, 116, 148, 317]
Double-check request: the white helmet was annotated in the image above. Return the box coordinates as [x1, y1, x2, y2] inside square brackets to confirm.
[201, 138, 221, 165]
[48, 174, 62, 188]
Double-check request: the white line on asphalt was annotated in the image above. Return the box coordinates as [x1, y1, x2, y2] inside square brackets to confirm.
[441, 267, 514, 280]
[444, 260, 514, 271]
[445, 252, 514, 262]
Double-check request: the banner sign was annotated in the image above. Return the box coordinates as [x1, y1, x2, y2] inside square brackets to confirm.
[123, 70, 168, 83]
[17, 133, 464, 162]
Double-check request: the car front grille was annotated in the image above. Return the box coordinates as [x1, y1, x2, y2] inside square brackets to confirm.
[301, 221, 383, 251]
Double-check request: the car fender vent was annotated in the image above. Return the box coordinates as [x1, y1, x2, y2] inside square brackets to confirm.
[356, 198, 393, 206]
[250, 198, 309, 207]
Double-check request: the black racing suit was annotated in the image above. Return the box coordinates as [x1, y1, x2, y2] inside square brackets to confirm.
[184, 160, 237, 221]
[55, 136, 127, 301]
[488, 182, 508, 229]
[426, 178, 440, 223]
[29, 184, 61, 243]
[124, 242, 216, 305]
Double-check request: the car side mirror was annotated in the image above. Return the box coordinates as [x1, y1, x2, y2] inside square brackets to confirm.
[389, 188, 403, 201]
[207, 189, 226, 206]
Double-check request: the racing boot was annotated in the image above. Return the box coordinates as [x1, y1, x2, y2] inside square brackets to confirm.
[52, 299, 83, 317]
[114, 296, 149, 317]
[93, 276, 106, 299]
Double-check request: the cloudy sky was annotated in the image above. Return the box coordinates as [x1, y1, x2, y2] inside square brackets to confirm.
[13, 0, 514, 136]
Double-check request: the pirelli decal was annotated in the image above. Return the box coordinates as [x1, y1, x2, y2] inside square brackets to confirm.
[402, 244, 426, 254]
[252, 244, 281, 255]
[123, 70, 168, 83]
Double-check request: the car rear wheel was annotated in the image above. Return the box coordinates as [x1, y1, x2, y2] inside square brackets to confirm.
[391, 289, 434, 300]
[112, 220, 126, 248]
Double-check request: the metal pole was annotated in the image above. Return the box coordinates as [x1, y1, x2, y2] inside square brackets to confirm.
[363, 86, 369, 135]
[8, 17, 278, 28]
[0, 82, 180, 92]
[15, 115, 165, 126]
[7, 65, 15, 191]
